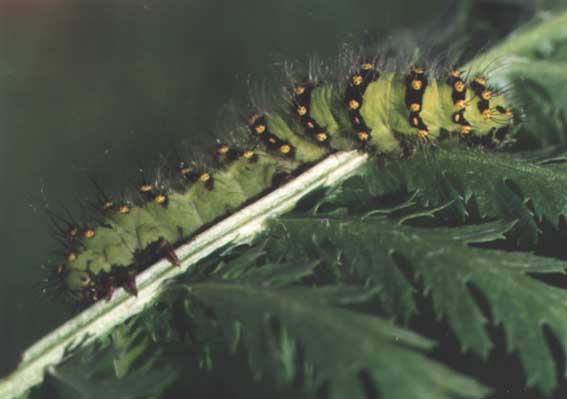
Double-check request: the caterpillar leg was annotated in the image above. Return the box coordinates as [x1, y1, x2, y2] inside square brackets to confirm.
[271, 171, 295, 187]
[124, 270, 138, 296]
[160, 239, 181, 266]
[104, 282, 116, 302]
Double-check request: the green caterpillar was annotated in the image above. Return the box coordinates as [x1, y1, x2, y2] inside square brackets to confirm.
[49, 61, 513, 304]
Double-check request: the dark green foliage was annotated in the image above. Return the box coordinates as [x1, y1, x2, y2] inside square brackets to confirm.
[29, 322, 178, 399]
[270, 198, 567, 393]
[178, 252, 491, 399]
[335, 145, 567, 247]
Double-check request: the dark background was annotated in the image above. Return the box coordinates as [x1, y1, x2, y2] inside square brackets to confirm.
[0, 0, 542, 376]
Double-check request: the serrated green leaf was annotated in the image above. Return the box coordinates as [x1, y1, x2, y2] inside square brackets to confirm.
[332, 146, 567, 247]
[28, 336, 176, 399]
[179, 282, 488, 399]
[268, 212, 567, 394]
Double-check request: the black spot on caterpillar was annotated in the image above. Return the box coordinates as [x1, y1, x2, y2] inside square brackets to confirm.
[45, 55, 514, 304]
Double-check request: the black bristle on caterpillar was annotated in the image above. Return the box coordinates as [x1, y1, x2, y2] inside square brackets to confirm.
[43, 48, 515, 306]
